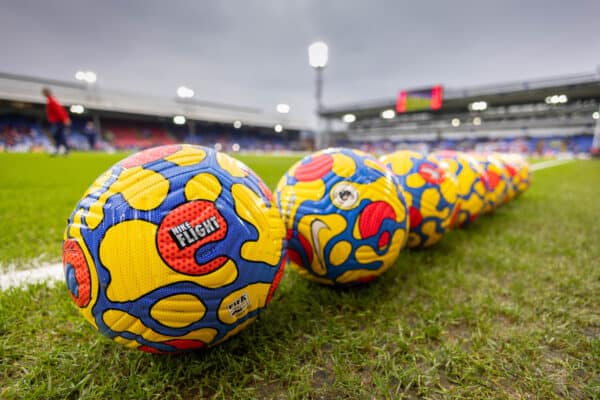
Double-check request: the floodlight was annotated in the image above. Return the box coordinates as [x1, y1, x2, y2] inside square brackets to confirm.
[381, 109, 395, 119]
[173, 115, 186, 125]
[85, 71, 97, 83]
[70, 104, 85, 114]
[469, 101, 487, 111]
[177, 86, 194, 98]
[75, 70, 97, 84]
[308, 41, 328, 68]
[342, 113, 356, 123]
[276, 103, 290, 114]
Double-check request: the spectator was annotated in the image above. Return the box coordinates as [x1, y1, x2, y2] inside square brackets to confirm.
[42, 87, 71, 155]
[83, 121, 98, 150]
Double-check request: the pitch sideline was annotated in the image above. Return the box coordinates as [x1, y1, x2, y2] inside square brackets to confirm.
[530, 158, 574, 171]
[1, 262, 63, 290]
[0, 157, 578, 291]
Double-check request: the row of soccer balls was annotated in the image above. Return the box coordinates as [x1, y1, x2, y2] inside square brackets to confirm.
[279, 148, 531, 286]
[62, 145, 529, 353]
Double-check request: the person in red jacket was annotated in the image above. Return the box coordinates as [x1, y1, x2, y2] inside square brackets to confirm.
[42, 87, 71, 155]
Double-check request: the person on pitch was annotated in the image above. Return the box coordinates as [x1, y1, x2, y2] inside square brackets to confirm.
[42, 87, 71, 155]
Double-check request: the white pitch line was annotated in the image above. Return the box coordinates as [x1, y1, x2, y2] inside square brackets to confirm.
[0, 263, 63, 290]
[530, 158, 574, 171]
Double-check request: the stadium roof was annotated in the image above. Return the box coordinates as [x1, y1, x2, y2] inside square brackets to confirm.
[320, 71, 600, 119]
[0, 72, 309, 130]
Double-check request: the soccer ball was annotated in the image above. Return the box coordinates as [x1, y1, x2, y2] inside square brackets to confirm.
[379, 150, 459, 248]
[496, 153, 522, 204]
[63, 144, 286, 353]
[276, 148, 409, 286]
[470, 152, 509, 213]
[429, 150, 487, 227]
[511, 153, 532, 195]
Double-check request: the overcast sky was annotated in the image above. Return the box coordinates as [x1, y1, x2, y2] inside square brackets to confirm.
[1, 0, 599, 126]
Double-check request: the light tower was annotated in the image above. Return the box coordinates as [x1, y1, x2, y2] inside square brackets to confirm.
[308, 41, 329, 149]
[175, 85, 195, 134]
[75, 70, 101, 135]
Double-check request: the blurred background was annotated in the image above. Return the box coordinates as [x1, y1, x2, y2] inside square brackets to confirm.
[1, 0, 599, 156]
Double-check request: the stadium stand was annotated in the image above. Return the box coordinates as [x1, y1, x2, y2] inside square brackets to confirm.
[321, 71, 600, 157]
[337, 134, 595, 157]
[102, 120, 177, 150]
[1, 70, 598, 156]
[0, 116, 52, 152]
[0, 71, 308, 153]
[0, 114, 304, 153]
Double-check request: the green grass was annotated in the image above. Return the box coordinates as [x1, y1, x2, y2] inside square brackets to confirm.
[1, 154, 599, 399]
[0, 152, 127, 268]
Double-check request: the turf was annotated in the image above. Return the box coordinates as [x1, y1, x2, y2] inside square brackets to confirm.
[0, 155, 599, 399]
[0, 152, 127, 268]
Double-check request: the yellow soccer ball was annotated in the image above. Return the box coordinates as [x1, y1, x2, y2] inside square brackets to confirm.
[429, 150, 487, 227]
[470, 152, 510, 213]
[276, 148, 409, 286]
[380, 150, 459, 248]
[63, 145, 286, 353]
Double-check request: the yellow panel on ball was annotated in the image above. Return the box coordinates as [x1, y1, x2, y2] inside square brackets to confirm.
[164, 144, 206, 166]
[150, 293, 206, 329]
[380, 150, 459, 248]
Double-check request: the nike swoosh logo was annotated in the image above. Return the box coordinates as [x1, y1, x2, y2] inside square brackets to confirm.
[310, 219, 329, 275]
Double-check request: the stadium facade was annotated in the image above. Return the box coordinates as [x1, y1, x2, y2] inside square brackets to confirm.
[320, 70, 600, 155]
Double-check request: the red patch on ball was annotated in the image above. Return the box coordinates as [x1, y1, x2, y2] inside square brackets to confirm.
[418, 162, 445, 185]
[120, 145, 181, 168]
[378, 231, 390, 249]
[157, 200, 229, 275]
[288, 229, 315, 267]
[505, 164, 517, 177]
[139, 339, 206, 354]
[449, 203, 461, 228]
[358, 201, 397, 239]
[63, 239, 91, 308]
[294, 154, 334, 182]
[356, 275, 377, 284]
[266, 254, 287, 305]
[409, 206, 423, 228]
[485, 170, 501, 190]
